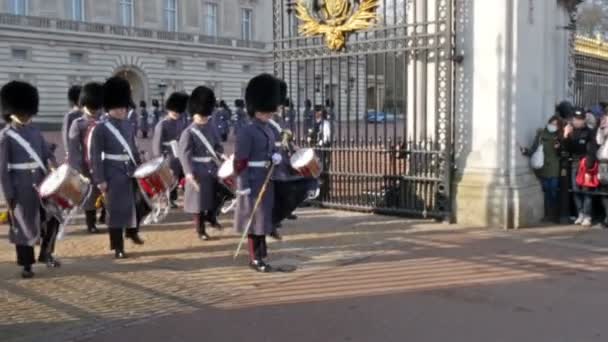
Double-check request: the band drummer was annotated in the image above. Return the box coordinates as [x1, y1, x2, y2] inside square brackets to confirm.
[233, 74, 283, 272]
[0, 81, 62, 278]
[67, 82, 105, 234]
[89, 76, 145, 259]
[152, 92, 189, 209]
[178, 86, 226, 241]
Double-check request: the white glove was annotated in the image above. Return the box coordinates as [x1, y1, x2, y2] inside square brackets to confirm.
[236, 188, 251, 196]
[272, 153, 282, 165]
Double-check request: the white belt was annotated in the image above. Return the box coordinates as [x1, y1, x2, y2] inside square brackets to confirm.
[7, 162, 40, 170]
[162, 141, 176, 146]
[274, 142, 282, 147]
[249, 161, 270, 168]
[192, 157, 213, 163]
[102, 153, 130, 161]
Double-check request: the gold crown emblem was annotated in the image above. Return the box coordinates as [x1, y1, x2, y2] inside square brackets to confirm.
[296, 0, 379, 51]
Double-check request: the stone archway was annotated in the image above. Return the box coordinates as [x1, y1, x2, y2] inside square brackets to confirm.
[113, 66, 148, 106]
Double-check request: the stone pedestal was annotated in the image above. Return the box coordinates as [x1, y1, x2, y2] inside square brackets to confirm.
[453, 0, 572, 228]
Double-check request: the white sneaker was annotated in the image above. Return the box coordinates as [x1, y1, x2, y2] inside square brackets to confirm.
[582, 217, 592, 227]
[574, 214, 584, 225]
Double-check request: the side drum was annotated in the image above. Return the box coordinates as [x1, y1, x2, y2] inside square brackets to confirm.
[217, 155, 236, 193]
[290, 148, 321, 178]
[38, 164, 92, 210]
[134, 157, 176, 199]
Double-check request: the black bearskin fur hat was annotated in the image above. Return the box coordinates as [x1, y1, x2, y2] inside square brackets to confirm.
[68, 85, 82, 106]
[234, 99, 245, 108]
[188, 86, 216, 117]
[79, 82, 104, 111]
[103, 77, 132, 111]
[245, 73, 281, 116]
[166, 92, 189, 113]
[556, 101, 574, 119]
[278, 79, 288, 105]
[1, 80, 39, 121]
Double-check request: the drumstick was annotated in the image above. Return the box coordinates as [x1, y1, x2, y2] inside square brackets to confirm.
[234, 164, 275, 260]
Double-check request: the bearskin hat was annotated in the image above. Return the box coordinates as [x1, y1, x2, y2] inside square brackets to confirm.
[166, 92, 189, 113]
[103, 77, 132, 111]
[188, 86, 216, 117]
[79, 82, 104, 111]
[245, 73, 281, 116]
[68, 85, 82, 106]
[140, 100, 147, 108]
[556, 101, 574, 119]
[152, 99, 160, 107]
[234, 99, 245, 108]
[278, 79, 288, 105]
[1, 81, 39, 121]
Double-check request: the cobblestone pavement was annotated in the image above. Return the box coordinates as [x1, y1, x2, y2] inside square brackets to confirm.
[1, 205, 608, 341]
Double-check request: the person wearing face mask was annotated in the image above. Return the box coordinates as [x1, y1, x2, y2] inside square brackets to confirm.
[521, 116, 562, 223]
[563, 110, 599, 227]
[67, 82, 105, 234]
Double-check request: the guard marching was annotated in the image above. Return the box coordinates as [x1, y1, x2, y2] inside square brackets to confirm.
[0, 81, 61, 278]
[152, 92, 189, 208]
[67, 82, 105, 234]
[89, 77, 146, 259]
[178, 86, 226, 241]
[61, 85, 82, 158]
[233, 74, 283, 272]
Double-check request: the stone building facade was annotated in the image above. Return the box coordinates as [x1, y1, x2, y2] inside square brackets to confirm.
[0, 0, 272, 125]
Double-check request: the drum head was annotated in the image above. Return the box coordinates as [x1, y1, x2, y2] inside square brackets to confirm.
[134, 157, 164, 178]
[218, 159, 234, 179]
[39, 164, 70, 197]
[291, 148, 315, 168]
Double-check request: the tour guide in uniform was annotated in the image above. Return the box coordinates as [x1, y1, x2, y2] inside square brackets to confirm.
[233, 73, 283, 273]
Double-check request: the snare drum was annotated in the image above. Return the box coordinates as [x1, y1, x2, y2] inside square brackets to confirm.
[134, 157, 176, 199]
[217, 155, 236, 193]
[38, 164, 92, 210]
[290, 148, 321, 178]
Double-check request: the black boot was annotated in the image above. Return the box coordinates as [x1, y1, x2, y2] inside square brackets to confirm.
[110, 229, 127, 259]
[287, 214, 298, 220]
[21, 265, 34, 279]
[269, 227, 282, 241]
[98, 209, 106, 224]
[85, 210, 100, 233]
[38, 253, 61, 268]
[195, 214, 210, 241]
[206, 211, 223, 230]
[249, 259, 272, 273]
[125, 228, 144, 245]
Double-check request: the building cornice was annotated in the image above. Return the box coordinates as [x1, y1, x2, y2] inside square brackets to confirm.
[575, 36, 608, 61]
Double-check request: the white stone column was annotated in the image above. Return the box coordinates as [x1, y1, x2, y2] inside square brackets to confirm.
[454, 0, 570, 228]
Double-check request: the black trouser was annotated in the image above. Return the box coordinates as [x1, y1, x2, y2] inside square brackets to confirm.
[15, 215, 60, 266]
[272, 179, 312, 225]
[316, 148, 332, 200]
[85, 210, 97, 229]
[108, 227, 140, 251]
[170, 189, 178, 202]
[193, 213, 207, 235]
[248, 235, 267, 261]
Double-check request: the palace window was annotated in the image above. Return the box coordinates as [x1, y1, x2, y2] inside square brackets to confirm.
[241, 8, 253, 41]
[10, 0, 28, 15]
[11, 48, 29, 61]
[119, 0, 134, 26]
[71, 0, 84, 21]
[206, 61, 218, 71]
[204, 2, 218, 37]
[69, 51, 87, 64]
[164, 0, 177, 32]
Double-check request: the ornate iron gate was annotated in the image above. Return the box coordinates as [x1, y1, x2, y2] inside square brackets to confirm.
[273, 0, 454, 219]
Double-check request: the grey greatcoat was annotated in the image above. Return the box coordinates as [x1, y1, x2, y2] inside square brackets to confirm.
[152, 116, 187, 178]
[233, 108, 248, 136]
[178, 122, 223, 213]
[127, 109, 139, 137]
[62, 109, 82, 157]
[233, 119, 276, 236]
[89, 117, 141, 229]
[0, 123, 56, 246]
[67, 114, 101, 211]
[269, 115, 294, 181]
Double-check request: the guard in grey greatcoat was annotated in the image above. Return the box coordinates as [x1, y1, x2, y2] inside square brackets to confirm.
[139, 101, 150, 139]
[233, 99, 248, 136]
[152, 92, 189, 208]
[0, 81, 61, 278]
[179, 86, 226, 240]
[61, 85, 82, 158]
[68, 82, 104, 234]
[234, 74, 282, 273]
[90, 77, 145, 259]
[127, 100, 138, 137]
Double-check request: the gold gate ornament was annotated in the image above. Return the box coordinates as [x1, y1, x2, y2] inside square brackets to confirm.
[296, 0, 379, 51]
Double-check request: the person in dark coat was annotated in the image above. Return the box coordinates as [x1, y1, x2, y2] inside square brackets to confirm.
[61, 85, 82, 159]
[152, 99, 163, 126]
[139, 100, 150, 139]
[233, 99, 248, 136]
[67, 82, 105, 234]
[234, 74, 282, 273]
[179, 87, 226, 240]
[127, 100, 138, 137]
[153, 92, 189, 208]
[90, 77, 146, 259]
[303, 99, 313, 132]
[0, 81, 61, 278]
[310, 105, 332, 200]
[563, 110, 599, 227]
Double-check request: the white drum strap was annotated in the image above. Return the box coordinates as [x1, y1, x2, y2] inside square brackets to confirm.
[6, 129, 47, 173]
[104, 122, 137, 165]
[190, 128, 219, 161]
[268, 119, 281, 133]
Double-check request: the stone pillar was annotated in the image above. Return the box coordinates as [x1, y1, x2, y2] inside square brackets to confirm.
[453, 0, 571, 228]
